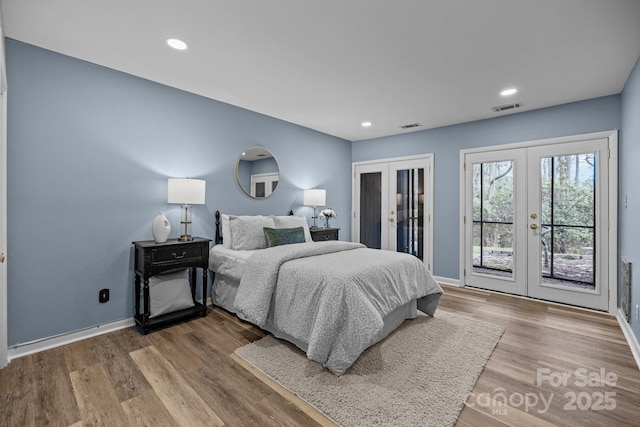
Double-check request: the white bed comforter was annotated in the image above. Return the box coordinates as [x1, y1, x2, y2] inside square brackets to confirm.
[234, 241, 443, 374]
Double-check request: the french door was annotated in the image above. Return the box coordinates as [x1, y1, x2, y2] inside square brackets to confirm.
[353, 155, 433, 270]
[463, 135, 613, 311]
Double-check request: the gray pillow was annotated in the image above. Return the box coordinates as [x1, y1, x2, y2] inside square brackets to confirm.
[229, 215, 276, 250]
[149, 269, 194, 318]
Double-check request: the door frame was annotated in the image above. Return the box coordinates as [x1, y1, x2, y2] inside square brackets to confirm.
[0, 16, 7, 367]
[459, 130, 618, 314]
[352, 154, 434, 271]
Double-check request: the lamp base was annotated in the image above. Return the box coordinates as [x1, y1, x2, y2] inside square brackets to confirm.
[179, 217, 192, 242]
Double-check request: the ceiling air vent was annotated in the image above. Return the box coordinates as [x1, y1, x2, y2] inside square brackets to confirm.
[400, 123, 421, 129]
[492, 103, 522, 113]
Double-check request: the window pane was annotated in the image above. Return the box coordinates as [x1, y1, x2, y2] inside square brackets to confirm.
[545, 226, 595, 287]
[255, 182, 265, 198]
[472, 160, 514, 279]
[360, 172, 382, 249]
[481, 161, 514, 223]
[539, 153, 596, 290]
[552, 154, 595, 227]
[396, 168, 424, 258]
[473, 222, 513, 277]
[472, 164, 481, 221]
[540, 157, 552, 225]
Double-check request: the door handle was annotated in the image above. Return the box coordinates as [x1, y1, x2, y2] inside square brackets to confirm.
[530, 224, 538, 230]
[530, 213, 537, 219]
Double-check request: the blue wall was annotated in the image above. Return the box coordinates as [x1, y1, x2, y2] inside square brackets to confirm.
[5, 39, 351, 346]
[353, 95, 621, 280]
[621, 54, 640, 342]
[6, 36, 636, 348]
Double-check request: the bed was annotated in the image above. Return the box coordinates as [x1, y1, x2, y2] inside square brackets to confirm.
[209, 211, 443, 374]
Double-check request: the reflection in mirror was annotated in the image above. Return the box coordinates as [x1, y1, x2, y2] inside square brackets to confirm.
[236, 147, 280, 198]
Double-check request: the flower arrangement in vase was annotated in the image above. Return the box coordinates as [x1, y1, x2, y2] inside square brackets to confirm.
[318, 208, 336, 228]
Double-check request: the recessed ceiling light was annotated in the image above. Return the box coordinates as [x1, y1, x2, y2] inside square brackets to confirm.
[166, 38, 188, 50]
[500, 88, 518, 96]
[361, 121, 372, 127]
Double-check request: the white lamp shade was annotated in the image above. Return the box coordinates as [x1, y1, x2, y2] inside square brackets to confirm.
[303, 189, 326, 206]
[167, 178, 206, 204]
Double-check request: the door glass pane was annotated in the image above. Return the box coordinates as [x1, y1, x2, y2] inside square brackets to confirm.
[360, 172, 382, 249]
[255, 182, 265, 198]
[396, 168, 424, 258]
[472, 161, 514, 278]
[539, 154, 596, 290]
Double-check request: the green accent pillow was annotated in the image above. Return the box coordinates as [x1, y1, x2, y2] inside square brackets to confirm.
[263, 226, 306, 247]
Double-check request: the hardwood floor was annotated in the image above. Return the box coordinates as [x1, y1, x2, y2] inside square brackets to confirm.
[1, 285, 639, 426]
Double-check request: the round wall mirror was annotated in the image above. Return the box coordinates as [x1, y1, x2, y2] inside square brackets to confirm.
[235, 147, 280, 198]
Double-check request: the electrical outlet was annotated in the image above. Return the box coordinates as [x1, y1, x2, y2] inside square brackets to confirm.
[636, 304, 639, 322]
[99, 288, 110, 303]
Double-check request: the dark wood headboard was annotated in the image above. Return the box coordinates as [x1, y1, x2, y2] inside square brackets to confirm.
[214, 209, 294, 245]
[215, 210, 223, 245]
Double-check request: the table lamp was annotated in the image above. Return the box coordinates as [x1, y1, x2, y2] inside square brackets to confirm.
[168, 178, 206, 241]
[303, 188, 326, 229]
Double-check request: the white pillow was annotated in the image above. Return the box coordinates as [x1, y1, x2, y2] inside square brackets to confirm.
[221, 213, 232, 249]
[271, 215, 312, 242]
[149, 269, 194, 318]
[229, 215, 276, 250]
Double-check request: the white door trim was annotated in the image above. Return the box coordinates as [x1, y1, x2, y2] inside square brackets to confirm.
[459, 130, 618, 315]
[0, 91, 6, 368]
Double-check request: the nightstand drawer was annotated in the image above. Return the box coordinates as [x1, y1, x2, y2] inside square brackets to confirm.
[134, 238, 210, 273]
[150, 244, 205, 265]
[310, 228, 339, 241]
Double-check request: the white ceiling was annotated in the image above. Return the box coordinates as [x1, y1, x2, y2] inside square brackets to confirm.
[2, 0, 640, 141]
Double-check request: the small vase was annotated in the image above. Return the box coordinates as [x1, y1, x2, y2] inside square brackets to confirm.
[152, 212, 171, 243]
[324, 217, 330, 228]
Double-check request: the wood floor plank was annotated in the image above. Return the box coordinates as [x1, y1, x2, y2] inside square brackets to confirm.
[146, 330, 207, 375]
[121, 389, 181, 427]
[32, 347, 80, 426]
[0, 355, 35, 426]
[129, 345, 225, 427]
[231, 353, 336, 426]
[70, 363, 131, 426]
[63, 337, 100, 373]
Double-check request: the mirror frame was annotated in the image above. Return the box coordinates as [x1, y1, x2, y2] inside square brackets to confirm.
[235, 146, 280, 198]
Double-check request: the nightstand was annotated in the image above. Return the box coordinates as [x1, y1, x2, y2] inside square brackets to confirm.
[132, 237, 211, 334]
[310, 227, 340, 242]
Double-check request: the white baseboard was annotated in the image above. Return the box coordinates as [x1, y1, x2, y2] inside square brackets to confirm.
[7, 317, 135, 362]
[433, 276, 462, 287]
[617, 308, 640, 371]
[6, 298, 214, 363]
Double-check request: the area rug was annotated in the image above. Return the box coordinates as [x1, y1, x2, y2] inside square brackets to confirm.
[234, 310, 504, 427]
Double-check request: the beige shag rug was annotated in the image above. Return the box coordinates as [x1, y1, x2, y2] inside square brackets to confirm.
[235, 310, 504, 427]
